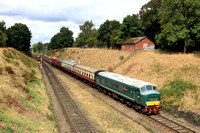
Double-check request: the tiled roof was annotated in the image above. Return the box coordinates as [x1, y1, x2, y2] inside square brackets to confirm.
[122, 36, 146, 44]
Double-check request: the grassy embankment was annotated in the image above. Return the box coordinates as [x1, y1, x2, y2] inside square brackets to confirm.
[0, 48, 55, 132]
[48, 48, 200, 122]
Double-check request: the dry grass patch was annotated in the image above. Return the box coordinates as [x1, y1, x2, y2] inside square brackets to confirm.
[58, 74, 149, 133]
[49, 48, 200, 115]
[0, 48, 55, 132]
[49, 48, 131, 71]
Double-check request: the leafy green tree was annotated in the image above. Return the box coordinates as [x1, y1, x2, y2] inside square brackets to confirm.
[0, 20, 7, 47]
[6, 23, 32, 55]
[97, 20, 121, 48]
[74, 20, 95, 47]
[49, 27, 74, 50]
[86, 29, 98, 47]
[139, 0, 161, 47]
[155, 0, 200, 53]
[32, 42, 44, 53]
[0, 20, 6, 33]
[109, 29, 124, 49]
[0, 30, 7, 47]
[121, 14, 144, 40]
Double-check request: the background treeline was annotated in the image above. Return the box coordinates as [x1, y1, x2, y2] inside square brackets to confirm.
[73, 0, 200, 53]
[0, 21, 32, 56]
[1, 0, 200, 54]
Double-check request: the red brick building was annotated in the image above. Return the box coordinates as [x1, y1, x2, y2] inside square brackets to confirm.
[121, 36, 155, 52]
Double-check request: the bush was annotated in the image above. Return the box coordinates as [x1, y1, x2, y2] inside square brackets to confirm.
[119, 56, 124, 60]
[22, 70, 37, 84]
[159, 79, 197, 111]
[194, 117, 200, 122]
[174, 113, 179, 118]
[5, 66, 14, 74]
[159, 79, 197, 99]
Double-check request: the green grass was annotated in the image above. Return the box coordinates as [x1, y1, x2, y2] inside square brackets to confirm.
[0, 107, 45, 132]
[19, 96, 32, 108]
[174, 113, 179, 118]
[159, 79, 197, 110]
[59, 48, 65, 53]
[3, 50, 13, 59]
[22, 70, 38, 84]
[194, 117, 200, 122]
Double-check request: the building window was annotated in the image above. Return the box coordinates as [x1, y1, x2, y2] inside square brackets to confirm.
[143, 43, 148, 48]
[132, 45, 134, 48]
[129, 44, 130, 48]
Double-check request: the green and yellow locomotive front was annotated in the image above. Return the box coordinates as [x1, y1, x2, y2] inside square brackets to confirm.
[138, 85, 161, 114]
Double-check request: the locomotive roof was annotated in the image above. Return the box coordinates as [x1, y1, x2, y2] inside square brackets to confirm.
[98, 71, 155, 88]
[62, 60, 76, 66]
[74, 64, 99, 73]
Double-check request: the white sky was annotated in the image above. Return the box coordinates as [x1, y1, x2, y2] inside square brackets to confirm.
[0, 0, 150, 46]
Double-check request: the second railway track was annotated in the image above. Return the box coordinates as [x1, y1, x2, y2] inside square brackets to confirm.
[43, 61, 95, 133]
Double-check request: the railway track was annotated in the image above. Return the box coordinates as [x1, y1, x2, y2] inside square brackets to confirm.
[43, 61, 95, 133]
[148, 114, 195, 133]
[42, 56, 198, 133]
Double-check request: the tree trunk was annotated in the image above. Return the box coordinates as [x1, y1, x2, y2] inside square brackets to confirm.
[184, 38, 187, 54]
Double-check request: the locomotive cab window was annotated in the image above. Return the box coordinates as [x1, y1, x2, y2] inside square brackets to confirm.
[141, 86, 146, 92]
[153, 86, 158, 91]
[146, 85, 153, 91]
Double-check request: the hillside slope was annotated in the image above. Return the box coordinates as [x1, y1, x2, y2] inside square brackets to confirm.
[0, 48, 55, 132]
[48, 48, 200, 116]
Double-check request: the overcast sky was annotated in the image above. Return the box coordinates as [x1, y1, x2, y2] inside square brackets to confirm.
[0, 0, 150, 46]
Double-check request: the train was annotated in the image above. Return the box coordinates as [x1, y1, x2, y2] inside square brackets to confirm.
[33, 54, 41, 63]
[51, 57, 161, 114]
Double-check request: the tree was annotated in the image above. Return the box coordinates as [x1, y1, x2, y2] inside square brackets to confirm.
[32, 42, 44, 53]
[121, 14, 144, 40]
[139, 0, 161, 47]
[0, 20, 7, 47]
[0, 30, 7, 47]
[49, 27, 74, 50]
[0, 20, 6, 33]
[97, 20, 121, 48]
[86, 29, 98, 47]
[74, 20, 95, 47]
[155, 0, 200, 53]
[6, 23, 32, 55]
[109, 29, 124, 49]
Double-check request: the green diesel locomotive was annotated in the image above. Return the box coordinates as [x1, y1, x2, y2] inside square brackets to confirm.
[95, 71, 161, 114]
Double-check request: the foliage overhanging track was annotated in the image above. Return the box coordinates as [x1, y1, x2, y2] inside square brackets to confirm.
[43, 61, 95, 133]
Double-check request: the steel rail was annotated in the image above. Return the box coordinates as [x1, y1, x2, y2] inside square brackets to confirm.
[43, 61, 95, 133]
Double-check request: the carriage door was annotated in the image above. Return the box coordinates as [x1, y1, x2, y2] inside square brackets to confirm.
[127, 87, 133, 98]
[136, 88, 141, 103]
